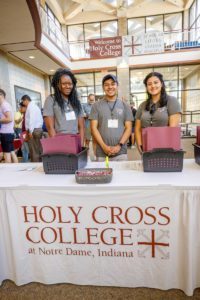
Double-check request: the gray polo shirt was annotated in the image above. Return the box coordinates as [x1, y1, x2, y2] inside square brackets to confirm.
[89, 98, 133, 157]
[43, 95, 84, 134]
[136, 95, 181, 128]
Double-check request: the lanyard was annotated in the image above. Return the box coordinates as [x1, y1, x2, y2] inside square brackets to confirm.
[149, 103, 156, 126]
[107, 99, 118, 118]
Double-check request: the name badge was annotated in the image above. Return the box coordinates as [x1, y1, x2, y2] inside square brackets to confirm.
[65, 111, 76, 121]
[108, 119, 118, 128]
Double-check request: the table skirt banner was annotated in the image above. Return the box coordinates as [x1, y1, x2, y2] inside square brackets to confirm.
[1, 188, 200, 295]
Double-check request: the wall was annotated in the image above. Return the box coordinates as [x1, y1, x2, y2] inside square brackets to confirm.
[0, 50, 46, 111]
[0, 51, 12, 102]
[8, 56, 46, 110]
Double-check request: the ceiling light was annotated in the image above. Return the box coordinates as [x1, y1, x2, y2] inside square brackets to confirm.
[29, 56, 35, 59]
[50, 69, 55, 72]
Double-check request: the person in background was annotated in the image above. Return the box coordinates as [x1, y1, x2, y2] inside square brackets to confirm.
[21, 95, 43, 162]
[14, 106, 23, 139]
[41, 108, 48, 138]
[82, 93, 96, 150]
[129, 100, 137, 148]
[19, 102, 29, 162]
[0, 89, 18, 163]
[135, 72, 181, 154]
[90, 74, 133, 161]
[43, 68, 84, 145]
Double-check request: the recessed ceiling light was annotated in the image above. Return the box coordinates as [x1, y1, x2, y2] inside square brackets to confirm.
[29, 56, 35, 59]
[50, 69, 55, 72]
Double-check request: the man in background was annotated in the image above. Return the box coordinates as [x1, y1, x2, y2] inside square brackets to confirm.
[82, 93, 95, 148]
[19, 101, 29, 162]
[129, 100, 137, 148]
[22, 95, 43, 162]
[14, 106, 23, 139]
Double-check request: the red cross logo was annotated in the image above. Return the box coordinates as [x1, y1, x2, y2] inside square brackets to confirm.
[138, 229, 169, 258]
[124, 36, 142, 55]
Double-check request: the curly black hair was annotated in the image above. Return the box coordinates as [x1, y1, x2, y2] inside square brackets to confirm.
[0, 89, 6, 97]
[51, 68, 81, 114]
[143, 72, 168, 111]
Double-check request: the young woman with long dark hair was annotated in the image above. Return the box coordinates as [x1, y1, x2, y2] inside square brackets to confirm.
[43, 68, 84, 145]
[135, 72, 181, 154]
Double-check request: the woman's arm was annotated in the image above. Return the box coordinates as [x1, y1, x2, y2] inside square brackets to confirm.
[0, 111, 12, 123]
[169, 113, 181, 127]
[78, 117, 85, 146]
[135, 119, 143, 154]
[44, 116, 56, 137]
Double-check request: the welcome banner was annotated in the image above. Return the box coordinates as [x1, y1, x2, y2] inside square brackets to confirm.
[89, 36, 122, 59]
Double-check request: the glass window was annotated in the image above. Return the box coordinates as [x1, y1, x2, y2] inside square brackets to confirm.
[95, 72, 104, 86]
[154, 66, 178, 91]
[101, 21, 118, 37]
[197, 16, 200, 39]
[47, 8, 54, 20]
[164, 13, 183, 46]
[130, 69, 153, 93]
[179, 65, 200, 89]
[198, 0, 200, 16]
[128, 18, 145, 36]
[146, 15, 163, 32]
[84, 23, 100, 41]
[133, 93, 147, 108]
[94, 72, 103, 97]
[69, 43, 85, 59]
[164, 13, 182, 32]
[76, 73, 95, 103]
[189, 1, 196, 28]
[77, 87, 88, 103]
[95, 85, 104, 98]
[76, 73, 94, 87]
[68, 25, 84, 42]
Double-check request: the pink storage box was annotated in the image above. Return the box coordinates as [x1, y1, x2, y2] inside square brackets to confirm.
[41, 134, 81, 155]
[142, 127, 181, 152]
[197, 126, 200, 145]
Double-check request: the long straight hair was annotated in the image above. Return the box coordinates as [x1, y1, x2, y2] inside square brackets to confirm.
[143, 72, 168, 111]
[51, 68, 81, 114]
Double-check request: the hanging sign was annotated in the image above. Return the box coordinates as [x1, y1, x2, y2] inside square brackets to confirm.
[89, 36, 122, 59]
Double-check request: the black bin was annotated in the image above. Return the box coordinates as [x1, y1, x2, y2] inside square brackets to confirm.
[193, 143, 200, 165]
[142, 148, 184, 172]
[42, 147, 87, 174]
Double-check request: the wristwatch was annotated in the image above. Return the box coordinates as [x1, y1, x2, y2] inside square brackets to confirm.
[119, 142, 124, 147]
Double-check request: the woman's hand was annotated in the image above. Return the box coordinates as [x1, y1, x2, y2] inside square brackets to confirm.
[138, 145, 143, 155]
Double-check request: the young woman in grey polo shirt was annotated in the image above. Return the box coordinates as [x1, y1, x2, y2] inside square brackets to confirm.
[43, 68, 84, 145]
[135, 72, 181, 154]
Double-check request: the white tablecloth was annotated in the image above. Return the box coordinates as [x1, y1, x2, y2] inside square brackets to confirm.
[0, 159, 200, 296]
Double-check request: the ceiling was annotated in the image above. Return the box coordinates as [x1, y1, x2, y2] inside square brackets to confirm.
[0, 0, 196, 76]
[48, 0, 193, 24]
[0, 0, 61, 75]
